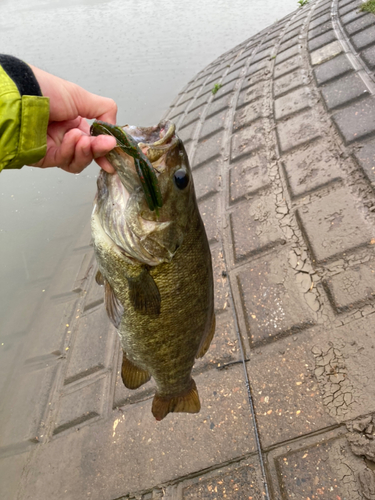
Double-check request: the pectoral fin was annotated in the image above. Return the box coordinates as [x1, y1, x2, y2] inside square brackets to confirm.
[196, 314, 216, 358]
[128, 269, 161, 316]
[121, 351, 151, 389]
[95, 269, 104, 286]
[152, 379, 200, 421]
[104, 281, 124, 329]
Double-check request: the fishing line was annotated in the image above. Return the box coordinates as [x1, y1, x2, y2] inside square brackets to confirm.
[222, 245, 271, 500]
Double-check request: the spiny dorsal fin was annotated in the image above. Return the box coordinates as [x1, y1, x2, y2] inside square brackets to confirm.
[121, 351, 151, 390]
[104, 281, 124, 329]
[128, 270, 161, 316]
[152, 379, 200, 421]
[196, 314, 216, 359]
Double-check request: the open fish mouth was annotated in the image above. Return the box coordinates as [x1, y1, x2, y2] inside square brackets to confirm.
[90, 121, 177, 213]
[133, 122, 178, 164]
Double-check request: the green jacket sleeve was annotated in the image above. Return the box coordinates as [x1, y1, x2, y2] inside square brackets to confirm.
[0, 55, 49, 172]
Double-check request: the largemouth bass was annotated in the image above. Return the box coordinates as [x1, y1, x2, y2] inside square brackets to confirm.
[90, 121, 215, 421]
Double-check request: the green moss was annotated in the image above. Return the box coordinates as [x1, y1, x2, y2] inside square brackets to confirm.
[211, 83, 222, 95]
[360, 0, 375, 14]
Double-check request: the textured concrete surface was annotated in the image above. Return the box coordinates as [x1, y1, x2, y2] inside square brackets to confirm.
[2, 0, 375, 498]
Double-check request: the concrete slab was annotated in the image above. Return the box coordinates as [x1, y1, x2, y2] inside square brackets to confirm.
[296, 187, 374, 263]
[233, 99, 265, 131]
[332, 96, 375, 144]
[361, 44, 375, 69]
[312, 314, 375, 422]
[229, 151, 270, 204]
[247, 329, 336, 449]
[231, 120, 268, 161]
[267, 428, 367, 500]
[320, 71, 369, 110]
[229, 193, 285, 262]
[313, 53, 354, 85]
[274, 86, 312, 120]
[354, 136, 375, 184]
[234, 248, 316, 346]
[273, 68, 306, 97]
[282, 138, 343, 197]
[276, 109, 321, 152]
[310, 41, 343, 66]
[193, 133, 223, 169]
[180, 458, 265, 500]
[0, 452, 31, 500]
[198, 194, 220, 245]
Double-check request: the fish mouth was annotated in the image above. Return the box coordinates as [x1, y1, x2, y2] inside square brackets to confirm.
[133, 122, 178, 165]
[91, 121, 164, 213]
[91, 121, 178, 213]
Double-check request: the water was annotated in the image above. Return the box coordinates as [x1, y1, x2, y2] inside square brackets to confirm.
[0, 0, 298, 444]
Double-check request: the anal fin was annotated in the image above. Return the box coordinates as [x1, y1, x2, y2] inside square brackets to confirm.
[121, 351, 151, 390]
[152, 379, 200, 421]
[196, 314, 216, 358]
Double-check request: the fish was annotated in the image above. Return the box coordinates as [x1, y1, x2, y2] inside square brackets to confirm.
[90, 120, 215, 421]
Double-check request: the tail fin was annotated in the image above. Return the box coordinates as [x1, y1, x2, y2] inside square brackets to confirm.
[152, 379, 201, 421]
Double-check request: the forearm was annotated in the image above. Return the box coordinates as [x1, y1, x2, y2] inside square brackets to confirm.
[0, 55, 49, 172]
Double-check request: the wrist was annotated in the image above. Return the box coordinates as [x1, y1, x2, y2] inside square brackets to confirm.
[0, 55, 43, 97]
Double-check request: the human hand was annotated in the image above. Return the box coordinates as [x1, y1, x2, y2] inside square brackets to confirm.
[30, 65, 117, 174]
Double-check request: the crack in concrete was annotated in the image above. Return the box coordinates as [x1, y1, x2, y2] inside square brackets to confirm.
[312, 344, 355, 420]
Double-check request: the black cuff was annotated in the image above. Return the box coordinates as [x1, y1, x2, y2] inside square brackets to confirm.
[0, 54, 42, 97]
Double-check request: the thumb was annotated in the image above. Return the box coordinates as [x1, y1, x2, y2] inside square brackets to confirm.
[72, 84, 118, 124]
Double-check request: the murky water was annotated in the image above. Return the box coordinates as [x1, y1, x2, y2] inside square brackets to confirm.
[0, 0, 297, 443]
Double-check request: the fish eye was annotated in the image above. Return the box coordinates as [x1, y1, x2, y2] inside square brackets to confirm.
[173, 169, 189, 190]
